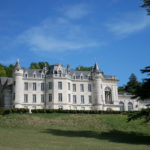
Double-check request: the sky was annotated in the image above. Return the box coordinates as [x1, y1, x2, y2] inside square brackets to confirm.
[0, 0, 150, 86]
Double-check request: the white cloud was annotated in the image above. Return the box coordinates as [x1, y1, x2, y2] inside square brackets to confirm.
[16, 17, 100, 52]
[107, 12, 150, 37]
[60, 3, 90, 20]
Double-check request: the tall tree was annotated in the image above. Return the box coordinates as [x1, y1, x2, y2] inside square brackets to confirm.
[135, 66, 150, 99]
[141, 0, 150, 15]
[125, 73, 141, 95]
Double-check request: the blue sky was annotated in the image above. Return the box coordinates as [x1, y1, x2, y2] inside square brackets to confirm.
[0, 0, 150, 86]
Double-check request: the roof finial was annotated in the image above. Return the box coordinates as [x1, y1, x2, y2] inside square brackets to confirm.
[15, 59, 21, 70]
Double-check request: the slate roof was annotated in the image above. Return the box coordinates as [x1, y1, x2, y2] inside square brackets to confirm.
[0, 77, 13, 86]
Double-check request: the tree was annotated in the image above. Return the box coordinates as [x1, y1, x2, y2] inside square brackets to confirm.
[141, 0, 150, 15]
[30, 62, 50, 69]
[118, 86, 126, 93]
[134, 66, 150, 99]
[75, 66, 92, 71]
[128, 66, 150, 122]
[125, 73, 141, 95]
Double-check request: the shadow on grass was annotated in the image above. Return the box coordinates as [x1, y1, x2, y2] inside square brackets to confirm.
[42, 129, 150, 145]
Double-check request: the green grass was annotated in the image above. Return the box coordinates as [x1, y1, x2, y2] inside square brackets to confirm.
[0, 113, 150, 150]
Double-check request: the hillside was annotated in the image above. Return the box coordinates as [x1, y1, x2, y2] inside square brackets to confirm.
[0, 113, 150, 150]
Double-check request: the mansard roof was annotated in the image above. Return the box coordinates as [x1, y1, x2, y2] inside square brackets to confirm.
[0, 77, 13, 86]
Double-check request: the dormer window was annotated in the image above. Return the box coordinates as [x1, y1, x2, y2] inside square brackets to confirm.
[25, 74, 28, 78]
[81, 76, 83, 80]
[33, 74, 36, 78]
[73, 76, 76, 79]
[42, 74, 45, 78]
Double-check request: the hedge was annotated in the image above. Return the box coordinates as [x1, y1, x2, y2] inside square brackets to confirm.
[31, 109, 138, 115]
[0, 108, 29, 115]
[0, 108, 142, 116]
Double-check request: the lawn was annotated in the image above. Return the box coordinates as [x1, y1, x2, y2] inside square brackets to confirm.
[0, 113, 150, 150]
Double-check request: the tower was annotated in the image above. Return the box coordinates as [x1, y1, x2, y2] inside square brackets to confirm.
[92, 63, 103, 110]
[13, 59, 24, 108]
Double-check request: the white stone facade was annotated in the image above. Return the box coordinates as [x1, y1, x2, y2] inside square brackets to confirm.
[0, 60, 149, 111]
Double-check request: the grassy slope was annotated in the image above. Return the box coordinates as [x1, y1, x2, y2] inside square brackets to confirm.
[0, 113, 150, 150]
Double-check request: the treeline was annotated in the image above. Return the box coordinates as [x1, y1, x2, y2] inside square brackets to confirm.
[0, 64, 15, 77]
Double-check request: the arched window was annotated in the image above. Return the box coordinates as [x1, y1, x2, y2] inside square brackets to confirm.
[128, 102, 133, 111]
[119, 101, 124, 111]
[105, 87, 113, 104]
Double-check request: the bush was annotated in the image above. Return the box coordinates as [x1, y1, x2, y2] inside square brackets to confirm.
[1, 108, 29, 115]
[31, 109, 139, 115]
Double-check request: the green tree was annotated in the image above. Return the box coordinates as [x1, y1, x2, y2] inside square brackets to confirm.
[75, 66, 92, 71]
[30, 62, 50, 69]
[0, 64, 7, 77]
[128, 66, 150, 122]
[118, 86, 126, 93]
[125, 73, 141, 95]
[141, 0, 150, 15]
[135, 66, 150, 99]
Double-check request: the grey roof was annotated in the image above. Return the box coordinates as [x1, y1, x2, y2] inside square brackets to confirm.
[24, 69, 43, 78]
[0, 77, 13, 86]
[93, 63, 100, 73]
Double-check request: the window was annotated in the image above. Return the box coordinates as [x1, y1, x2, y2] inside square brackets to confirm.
[68, 82, 70, 90]
[58, 106, 63, 110]
[41, 94, 45, 103]
[81, 95, 84, 104]
[49, 94, 52, 102]
[88, 84, 92, 92]
[33, 83, 36, 91]
[58, 82, 62, 90]
[68, 94, 71, 102]
[33, 94, 36, 103]
[89, 96, 92, 103]
[41, 83, 45, 91]
[24, 82, 28, 90]
[58, 93, 62, 102]
[80, 84, 84, 92]
[128, 102, 133, 111]
[73, 84, 76, 92]
[81, 76, 83, 80]
[25, 74, 28, 78]
[119, 101, 125, 111]
[24, 94, 28, 103]
[42, 74, 45, 78]
[33, 74, 36, 78]
[48, 82, 53, 90]
[73, 95, 77, 104]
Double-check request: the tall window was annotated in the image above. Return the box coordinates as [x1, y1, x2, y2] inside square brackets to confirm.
[33, 83, 36, 91]
[80, 84, 84, 92]
[119, 101, 125, 111]
[105, 87, 113, 104]
[128, 102, 133, 111]
[48, 82, 53, 90]
[24, 94, 28, 103]
[73, 95, 77, 104]
[24, 82, 28, 90]
[58, 93, 62, 102]
[41, 94, 45, 103]
[49, 94, 52, 102]
[89, 96, 92, 103]
[68, 82, 71, 90]
[68, 94, 71, 102]
[73, 84, 76, 92]
[33, 94, 36, 103]
[58, 82, 62, 90]
[81, 95, 84, 104]
[41, 83, 45, 91]
[88, 84, 92, 92]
